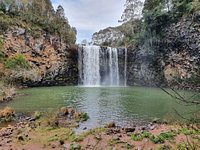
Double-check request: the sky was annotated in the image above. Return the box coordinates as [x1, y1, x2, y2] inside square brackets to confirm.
[52, 0, 125, 43]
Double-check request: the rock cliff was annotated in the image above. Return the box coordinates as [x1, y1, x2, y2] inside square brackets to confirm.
[127, 13, 200, 88]
[0, 27, 78, 86]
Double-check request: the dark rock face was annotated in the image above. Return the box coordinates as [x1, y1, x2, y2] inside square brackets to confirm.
[127, 31, 160, 87]
[156, 14, 200, 88]
[1, 26, 79, 86]
[127, 47, 158, 86]
[127, 14, 200, 87]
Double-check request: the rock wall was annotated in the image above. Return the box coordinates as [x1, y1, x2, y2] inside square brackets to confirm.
[0, 26, 78, 86]
[158, 14, 200, 88]
[127, 13, 200, 88]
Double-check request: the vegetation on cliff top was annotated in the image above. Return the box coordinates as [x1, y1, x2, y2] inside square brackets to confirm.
[0, 0, 76, 44]
[93, 0, 200, 47]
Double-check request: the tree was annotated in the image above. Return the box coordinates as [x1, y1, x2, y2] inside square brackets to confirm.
[56, 5, 65, 19]
[119, 0, 144, 23]
[0, 0, 15, 12]
[0, 1, 6, 12]
[143, 0, 164, 12]
[72, 27, 77, 35]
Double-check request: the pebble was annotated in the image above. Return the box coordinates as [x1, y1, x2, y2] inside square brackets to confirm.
[51, 144, 56, 149]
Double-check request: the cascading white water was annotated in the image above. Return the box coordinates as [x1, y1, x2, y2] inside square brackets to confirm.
[108, 47, 119, 86]
[124, 48, 127, 86]
[82, 46, 100, 86]
[78, 45, 127, 87]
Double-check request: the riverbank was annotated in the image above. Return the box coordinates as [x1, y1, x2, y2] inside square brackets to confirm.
[0, 107, 199, 150]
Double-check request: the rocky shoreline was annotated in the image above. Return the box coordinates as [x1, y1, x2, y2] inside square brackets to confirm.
[0, 107, 199, 150]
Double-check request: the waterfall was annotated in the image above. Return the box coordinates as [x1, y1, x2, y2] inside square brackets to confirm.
[81, 46, 100, 86]
[108, 47, 119, 86]
[78, 46, 83, 85]
[124, 48, 127, 86]
[78, 45, 127, 87]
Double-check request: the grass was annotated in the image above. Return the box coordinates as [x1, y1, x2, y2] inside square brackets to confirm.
[131, 131, 151, 141]
[5, 54, 30, 69]
[131, 131, 176, 144]
[178, 127, 199, 135]
[72, 127, 106, 142]
[33, 127, 75, 144]
[30, 125, 106, 145]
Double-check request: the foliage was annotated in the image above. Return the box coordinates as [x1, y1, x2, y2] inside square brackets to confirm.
[5, 54, 30, 69]
[119, 0, 144, 23]
[33, 111, 42, 120]
[119, 20, 144, 47]
[70, 143, 81, 150]
[143, 0, 200, 34]
[0, 0, 76, 44]
[131, 131, 176, 144]
[0, 107, 15, 123]
[150, 132, 175, 144]
[191, 0, 200, 12]
[75, 112, 89, 122]
[131, 131, 151, 141]
[177, 142, 199, 150]
[0, 51, 5, 61]
[114, 0, 200, 48]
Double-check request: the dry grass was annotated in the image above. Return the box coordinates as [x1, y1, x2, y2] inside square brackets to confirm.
[0, 107, 15, 118]
[0, 82, 16, 102]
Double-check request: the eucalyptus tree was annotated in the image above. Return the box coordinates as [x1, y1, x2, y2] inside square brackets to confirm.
[119, 0, 144, 23]
[56, 5, 65, 19]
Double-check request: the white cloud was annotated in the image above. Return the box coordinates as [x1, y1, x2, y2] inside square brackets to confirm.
[52, 0, 125, 43]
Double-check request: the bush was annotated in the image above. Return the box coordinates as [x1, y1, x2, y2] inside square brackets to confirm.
[0, 83, 16, 102]
[5, 54, 30, 69]
[131, 131, 175, 144]
[0, 107, 15, 123]
[0, 51, 5, 61]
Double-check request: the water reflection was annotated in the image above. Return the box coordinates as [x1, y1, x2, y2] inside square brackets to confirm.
[0, 86, 198, 128]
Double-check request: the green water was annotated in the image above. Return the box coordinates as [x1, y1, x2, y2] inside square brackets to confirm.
[0, 86, 199, 128]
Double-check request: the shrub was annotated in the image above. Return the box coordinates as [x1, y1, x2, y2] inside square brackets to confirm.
[149, 131, 175, 144]
[0, 107, 15, 123]
[33, 111, 42, 120]
[0, 51, 5, 61]
[5, 54, 30, 69]
[131, 131, 175, 144]
[131, 131, 151, 141]
[0, 83, 16, 102]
